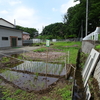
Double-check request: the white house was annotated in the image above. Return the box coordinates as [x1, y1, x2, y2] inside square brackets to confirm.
[0, 18, 23, 48]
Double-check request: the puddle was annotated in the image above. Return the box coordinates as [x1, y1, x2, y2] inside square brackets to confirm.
[0, 70, 58, 92]
[12, 61, 66, 76]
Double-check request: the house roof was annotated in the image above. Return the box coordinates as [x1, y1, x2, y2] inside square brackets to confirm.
[0, 18, 15, 27]
[23, 32, 30, 35]
[0, 25, 22, 32]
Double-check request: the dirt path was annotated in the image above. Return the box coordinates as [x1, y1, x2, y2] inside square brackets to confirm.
[0, 46, 40, 58]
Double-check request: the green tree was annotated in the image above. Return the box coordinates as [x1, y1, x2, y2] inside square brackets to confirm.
[16, 25, 38, 39]
[64, 0, 100, 38]
[40, 22, 68, 39]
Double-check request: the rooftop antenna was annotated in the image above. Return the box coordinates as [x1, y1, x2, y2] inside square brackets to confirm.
[14, 19, 16, 28]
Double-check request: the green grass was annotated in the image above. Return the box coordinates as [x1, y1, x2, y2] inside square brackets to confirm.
[52, 41, 81, 64]
[58, 85, 72, 100]
[33, 47, 47, 52]
[52, 41, 81, 47]
[95, 44, 100, 50]
[1, 57, 10, 63]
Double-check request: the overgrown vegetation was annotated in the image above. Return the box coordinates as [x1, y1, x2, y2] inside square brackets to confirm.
[52, 41, 81, 64]
[1, 57, 10, 63]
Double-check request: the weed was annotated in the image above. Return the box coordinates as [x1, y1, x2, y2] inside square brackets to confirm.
[58, 85, 72, 100]
[14, 89, 22, 95]
[1, 57, 10, 63]
[33, 47, 46, 52]
[41, 96, 52, 100]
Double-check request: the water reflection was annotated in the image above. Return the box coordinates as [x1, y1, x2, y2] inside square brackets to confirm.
[0, 70, 58, 91]
[13, 61, 65, 76]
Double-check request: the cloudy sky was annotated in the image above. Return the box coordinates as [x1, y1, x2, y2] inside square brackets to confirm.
[0, 0, 79, 33]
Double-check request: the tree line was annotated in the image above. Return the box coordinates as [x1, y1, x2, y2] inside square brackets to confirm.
[17, 0, 100, 39]
[16, 25, 38, 39]
[41, 0, 100, 39]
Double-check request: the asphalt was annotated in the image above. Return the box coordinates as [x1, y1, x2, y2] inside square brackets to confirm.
[0, 46, 40, 58]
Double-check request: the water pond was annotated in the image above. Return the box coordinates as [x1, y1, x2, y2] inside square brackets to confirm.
[0, 61, 66, 92]
[12, 61, 66, 76]
[0, 70, 58, 92]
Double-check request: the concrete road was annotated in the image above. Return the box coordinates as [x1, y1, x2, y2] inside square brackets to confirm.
[0, 46, 40, 58]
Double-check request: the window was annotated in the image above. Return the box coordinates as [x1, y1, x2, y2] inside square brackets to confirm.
[2, 37, 8, 40]
[18, 38, 22, 40]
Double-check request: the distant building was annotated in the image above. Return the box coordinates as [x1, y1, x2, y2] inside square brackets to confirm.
[22, 32, 30, 40]
[0, 18, 23, 48]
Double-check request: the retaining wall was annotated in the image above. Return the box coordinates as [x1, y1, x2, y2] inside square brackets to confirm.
[81, 40, 100, 89]
[94, 61, 100, 89]
[81, 40, 95, 54]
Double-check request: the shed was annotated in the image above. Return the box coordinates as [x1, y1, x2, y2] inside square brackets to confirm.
[0, 18, 23, 48]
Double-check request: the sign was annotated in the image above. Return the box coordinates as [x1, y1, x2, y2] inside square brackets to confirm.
[46, 39, 50, 47]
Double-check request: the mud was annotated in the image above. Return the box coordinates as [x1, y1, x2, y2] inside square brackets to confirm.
[23, 51, 66, 61]
[0, 70, 59, 93]
[0, 57, 23, 68]
[12, 61, 65, 77]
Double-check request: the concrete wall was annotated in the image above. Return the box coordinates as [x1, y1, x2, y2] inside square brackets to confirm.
[94, 61, 100, 89]
[81, 40, 95, 54]
[0, 28, 22, 47]
[81, 40, 100, 89]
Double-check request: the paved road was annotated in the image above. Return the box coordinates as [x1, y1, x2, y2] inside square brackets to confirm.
[0, 46, 40, 58]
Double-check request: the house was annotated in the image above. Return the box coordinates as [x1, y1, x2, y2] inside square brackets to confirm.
[23, 32, 30, 40]
[0, 18, 23, 48]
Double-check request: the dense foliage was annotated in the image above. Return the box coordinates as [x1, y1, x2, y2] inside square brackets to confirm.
[40, 0, 100, 39]
[64, 0, 100, 37]
[40, 23, 71, 39]
[16, 25, 38, 39]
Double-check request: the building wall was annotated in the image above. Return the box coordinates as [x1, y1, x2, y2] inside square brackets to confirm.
[0, 20, 14, 28]
[0, 28, 22, 47]
[23, 34, 30, 40]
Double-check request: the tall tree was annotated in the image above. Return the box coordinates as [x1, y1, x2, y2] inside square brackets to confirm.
[64, 0, 100, 37]
[41, 23, 69, 39]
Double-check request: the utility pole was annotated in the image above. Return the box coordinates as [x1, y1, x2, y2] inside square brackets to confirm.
[86, 0, 88, 36]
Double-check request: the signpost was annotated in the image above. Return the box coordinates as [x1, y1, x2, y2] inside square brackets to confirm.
[45, 39, 50, 81]
[46, 39, 50, 47]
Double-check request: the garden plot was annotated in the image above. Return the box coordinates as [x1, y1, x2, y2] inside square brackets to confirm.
[0, 70, 58, 92]
[12, 61, 66, 77]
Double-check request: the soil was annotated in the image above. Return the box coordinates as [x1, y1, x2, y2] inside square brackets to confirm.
[23, 51, 66, 61]
[0, 51, 71, 100]
[0, 57, 23, 68]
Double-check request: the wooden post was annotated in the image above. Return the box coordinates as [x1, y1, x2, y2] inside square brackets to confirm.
[45, 39, 50, 79]
[46, 47, 49, 78]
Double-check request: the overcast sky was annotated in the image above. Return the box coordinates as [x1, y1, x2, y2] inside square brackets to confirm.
[0, 0, 79, 33]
